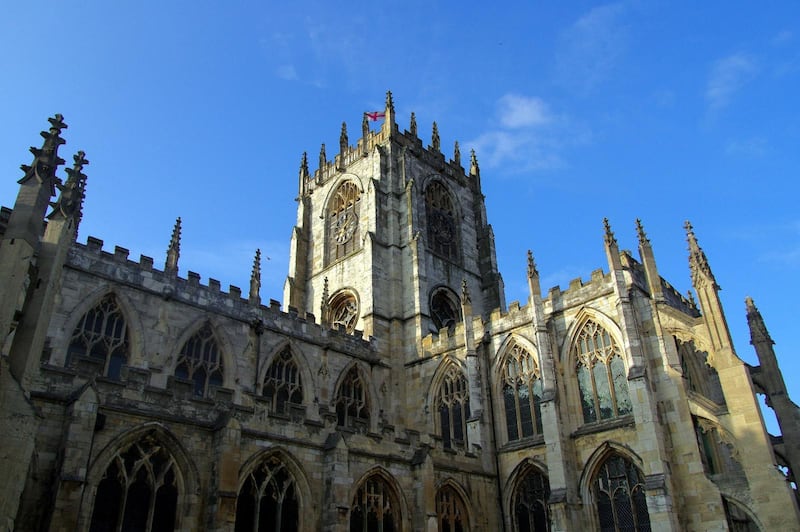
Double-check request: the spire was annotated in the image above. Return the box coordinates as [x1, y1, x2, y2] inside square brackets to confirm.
[339, 122, 348, 155]
[249, 249, 262, 305]
[49, 151, 88, 224]
[431, 122, 440, 152]
[527, 250, 539, 279]
[453, 141, 461, 167]
[635, 218, 649, 246]
[469, 149, 480, 177]
[746, 296, 773, 346]
[685, 220, 718, 288]
[410, 112, 417, 137]
[165, 217, 181, 275]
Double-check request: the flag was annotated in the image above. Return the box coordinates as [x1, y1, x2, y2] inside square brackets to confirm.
[365, 111, 385, 121]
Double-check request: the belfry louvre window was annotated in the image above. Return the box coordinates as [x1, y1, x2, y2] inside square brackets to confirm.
[67, 294, 129, 379]
[234, 455, 299, 532]
[594, 455, 651, 532]
[425, 181, 458, 260]
[336, 366, 369, 428]
[327, 181, 361, 263]
[89, 433, 179, 532]
[513, 468, 551, 532]
[436, 365, 470, 449]
[574, 320, 632, 423]
[174, 324, 223, 397]
[502, 342, 544, 441]
[436, 485, 468, 532]
[350, 475, 399, 532]
[263, 347, 302, 413]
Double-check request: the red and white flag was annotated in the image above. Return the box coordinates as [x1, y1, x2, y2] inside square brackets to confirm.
[365, 111, 385, 121]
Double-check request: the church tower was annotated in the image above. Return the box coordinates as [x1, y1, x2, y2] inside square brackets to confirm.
[284, 92, 504, 357]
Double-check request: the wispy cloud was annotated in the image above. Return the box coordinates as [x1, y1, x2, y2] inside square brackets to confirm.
[706, 53, 758, 110]
[497, 94, 552, 129]
[276, 64, 298, 81]
[555, 3, 628, 93]
[725, 137, 768, 157]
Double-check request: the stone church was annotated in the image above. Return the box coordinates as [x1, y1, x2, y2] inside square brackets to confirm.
[1, 93, 799, 531]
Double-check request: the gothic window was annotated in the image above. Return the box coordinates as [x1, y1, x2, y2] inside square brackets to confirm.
[436, 365, 470, 449]
[67, 294, 129, 379]
[329, 291, 359, 333]
[89, 433, 179, 532]
[513, 468, 551, 532]
[327, 181, 361, 264]
[502, 342, 543, 442]
[430, 287, 461, 332]
[593, 455, 651, 532]
[722, 498, 760, 532]
[694, 417, 722, 475]
[350, 475, 399, 532]
[263, 347, 303, 414]
[425, 181, 458, 260]
[335, 366, 369, 429]
[235, 455, 299, 532]
[174, 323, 223, 397]
[436, 485, 468, 532]
[574, 320, 632, 424]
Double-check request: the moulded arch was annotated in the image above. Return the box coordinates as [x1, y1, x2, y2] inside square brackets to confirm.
[331, 360, 381, 428]
[54, 284, 144, 369]
[327, 287, 361, 333]
[349, 466, 410, 532]
[318, 173, 367, 220]
[578, 441, 645, 504]
[503, 458, 551, 531]
[492, 333, 540, 381]
[420, 177, 464, 263]
[257, 338, 316, 405]
[559, 307, 625, 368]
[427, 284, 462, 331]
[721, 495, 764, 531]
[425, 355, 468, 412]
[419, 175, 464, 221]
[435, 478, 473, 532]
[168, 316, 238, 391]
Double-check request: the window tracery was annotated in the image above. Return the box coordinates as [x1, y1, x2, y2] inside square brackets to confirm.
[263, 347, 302, 414]
[436, 485, 468, 532]
[430, 287, 461, 332]
[425, 181, 458, 260]
[513, 468, 550, 532]
[327, 181, 361, 264]
[335, 366, 369, 429]
[593, 455, 651, 532]
[67, 294, 129, 379]
[89, 432, 179, 532]
[234, 454, 299, 532]
[574, 320, 631, 424]
[174, 323, 223, 397]
[502, 342, 543, 441]
[722, 498, 759, 532]
[329, 291, 359, 333]
[436, 365, 470, 449]
[350, 475, 399, 532]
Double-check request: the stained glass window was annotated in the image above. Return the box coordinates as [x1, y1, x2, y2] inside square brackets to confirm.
[437, 485, 468, 532]
[175, 324, 223, 397]
[235, 454, 299, 532]
[336, 366, 369, 428]
[328, 181, 361, 263]
[350, 475, 399, 532]
[425, 181, 458, 260]
[263, 347, 302, 413]
[502, 342, 543, 441]
[436, 365, 470, 449]
[67, 294, 129, 379]
[513, 468, 550, 532]
[594, 455, 651, 532]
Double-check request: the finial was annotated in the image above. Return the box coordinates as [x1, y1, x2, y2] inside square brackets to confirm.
[319, 143, 327, 171]
[249, 249, 262, 304]
[453, 141, 461, 167]
[339, 122, 348, 155]
[165, 217, 182, 274]
[685, 220, 717, 287]
[746, 296, 774, 345]
[469, 149, 480, 177]
[410, 112, 417, 136]
[431, 122, 440, 152]
[385, 91, 395, 114]
[50, 151, 89, 222]
[461, 279, 471, 305]
[603, 218, 617, 247]
[635, 218, 649, 245]
[527, 250, 539, 279]
[21, 114, 68, 188]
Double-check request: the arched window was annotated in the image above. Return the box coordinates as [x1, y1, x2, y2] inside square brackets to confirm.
[350, 474, 400, 532]
[675, 337, 725, 405]
[175, 323, 223, 398]
[513, 468, 550, 532]
[436, 485, 468, 532]
[430, 287, 461, 332]
[67, 294, 129, 379]
[89, 432, 179, 532]
[425, 181, 458, 260]
[502, 342, 543, 441]
[335, 366, 369, 429]
[593, 454, 651, 532]
[436, 365, 470, 449]
[329, 291, 359, 333]
[574, 320, 631, 424]
[722, 498, 759, 532]
[327, 181, 361, 264]
[235, 454, 299, 532]
[263, 347, 303, 414]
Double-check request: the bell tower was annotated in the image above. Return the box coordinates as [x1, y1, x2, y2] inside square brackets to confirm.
[284, 92, 504, 356]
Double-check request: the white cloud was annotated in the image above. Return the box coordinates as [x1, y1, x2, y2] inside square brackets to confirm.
[276, 64, 298, 81]
[706, 53, 758, 109]
[725, 137, 767, 157]
[497, 94, 552, 129]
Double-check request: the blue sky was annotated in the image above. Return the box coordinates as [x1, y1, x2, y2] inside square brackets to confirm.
[1, 2, 799, 428]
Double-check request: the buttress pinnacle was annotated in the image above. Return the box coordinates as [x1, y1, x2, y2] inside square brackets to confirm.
[603, 218, 617, 247]
[49, 151, 89, 223]
[746, 296, 774, 345]
[250, 249, 262, 304]
[685, 221, 717, 288]
[470, 149, 480, 177]
[431, 122, 441, 152]
[453, 141, 461, 167]
[527, 250, 539, 279]
[410, 112, 418, 137]
[165, 217, 182, 274]
[20, 114, 68, 191]
[635, 218, 649, 246]
[340, 122, 348, 155]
